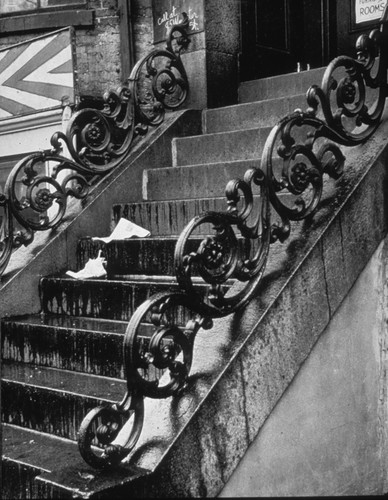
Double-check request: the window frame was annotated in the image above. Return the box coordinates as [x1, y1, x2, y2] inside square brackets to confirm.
[0, 2, 94, 35]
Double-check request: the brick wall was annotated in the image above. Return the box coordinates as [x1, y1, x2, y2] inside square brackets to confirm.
[76, 0, 122, 96]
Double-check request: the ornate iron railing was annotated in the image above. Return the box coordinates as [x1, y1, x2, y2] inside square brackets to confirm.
[78, 9, 388, 468]
[0, 16, 190, 278]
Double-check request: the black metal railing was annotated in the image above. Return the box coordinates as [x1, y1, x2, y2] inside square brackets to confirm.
[77, 9, 388, 468]
[0, 15, 190, 278]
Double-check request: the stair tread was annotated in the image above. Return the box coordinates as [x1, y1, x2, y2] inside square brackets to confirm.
[238, 67, 326, 103]
[43, 274, 231, 286]
[145, 158, 260, 172]
[206, 92, 306, 113]
[3, 424, 148, 495]
[43, 275, 179, 285]
[203, 93, 307, 133]
[172, 126, 272, 167]
[3, 313, 128, 334]
[174, 124, 273, 141]
[2, 361, 126, 401]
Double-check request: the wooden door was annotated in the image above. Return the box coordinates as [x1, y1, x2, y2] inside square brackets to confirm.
[240, 0, 336, 81]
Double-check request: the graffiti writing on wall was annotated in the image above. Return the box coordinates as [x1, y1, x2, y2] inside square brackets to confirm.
[152, 0, 204, 43]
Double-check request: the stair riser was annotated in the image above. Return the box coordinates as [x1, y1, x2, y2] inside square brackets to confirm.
[143, 159, 291, 202]
[76, 238, 201, 278]
[2, 381, 110, 441]
[76, 236, 252, 279]
[143, 160, 259, 201]
[172, 127, 272, 167]
[40, 279, 211, 323]
[112, 198, 231, 236]
[2, 322, 124, 378]
[204, 94, 308, 134]
[238, 67, 326, 103]
[2, 460, 47, 500]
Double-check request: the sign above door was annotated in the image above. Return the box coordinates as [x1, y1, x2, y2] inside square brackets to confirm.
[354, 0, 387, 24]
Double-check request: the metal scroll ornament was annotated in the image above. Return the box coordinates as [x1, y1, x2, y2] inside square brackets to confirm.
[77, 9, 388, 468]
[59, 14, 189, 173]
[0, 15, 190, 279]
[0, 151, 90, 276]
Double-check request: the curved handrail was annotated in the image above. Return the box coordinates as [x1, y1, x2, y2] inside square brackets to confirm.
[0, 15, 190, 278]
[78, 9, 388, 468]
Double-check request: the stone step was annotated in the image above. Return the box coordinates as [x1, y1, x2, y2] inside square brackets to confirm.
[143, 159, 259, 201]
[111, 198, 231, 236]
[40, 276, 220, 323]
[1, 314, 174, 379]
[142, 159, 292, 203]
[238, 67, 326, 103]
[76, 236, 251, 281]
[76, 236, 201, 277]
[1, 315, 127, 378]
[2, 362, 126, 440]
[172, 126, 272, 168]
[3, 424, 148, 499]
[203, 94, 307, 134]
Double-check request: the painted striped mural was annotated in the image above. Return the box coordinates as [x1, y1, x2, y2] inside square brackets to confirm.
[0, 27, 76, 120]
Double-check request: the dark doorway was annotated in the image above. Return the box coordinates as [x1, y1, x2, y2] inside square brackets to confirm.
[240, 0, 337, 81]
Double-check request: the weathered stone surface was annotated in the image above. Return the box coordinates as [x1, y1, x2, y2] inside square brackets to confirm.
[204, 94, 308, 133]
[239, 67, 326, 103]
[172, 126, 272, 167]
[107, 117, 388, 498]
[2, 71, 388, 499]
[220, 235, 388, 497]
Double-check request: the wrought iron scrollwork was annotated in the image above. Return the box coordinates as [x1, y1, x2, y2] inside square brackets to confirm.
[59, 15, 189, 173]
[78, 9, 388, 468]
[307, 16, 387, 144]
[0, 150, 90, 276]
[0, 15, 190, 279]
[78, 291, 211, 467]
[175, 167, 271, 315]
[78, 392, 144, 469]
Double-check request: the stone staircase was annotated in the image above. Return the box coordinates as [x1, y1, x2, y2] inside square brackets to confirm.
[1, 67, 334, 499]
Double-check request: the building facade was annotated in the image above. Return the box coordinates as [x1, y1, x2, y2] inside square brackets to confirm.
[0, 0, 386, 191]
[1, 1, 387, 497]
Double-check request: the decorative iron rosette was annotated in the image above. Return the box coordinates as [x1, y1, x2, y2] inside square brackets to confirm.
[0, 150, 90, 277]
[123, 291, 211, 399]
[174, 167, 272, 316]
[129, 13, 190, 128]
[306, 8, 388, 145]
[78, 290, 211, 468]
[260, 110, 346, 242]
[54, 14, 190, 174]
[55, 85, 136, 173]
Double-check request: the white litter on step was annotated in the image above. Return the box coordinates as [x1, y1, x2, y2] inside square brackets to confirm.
[91, 218, 150, 244]
[66, 250, 107, 280]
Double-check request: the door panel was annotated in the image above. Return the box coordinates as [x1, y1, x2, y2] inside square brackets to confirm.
[240, 0, 335, 81]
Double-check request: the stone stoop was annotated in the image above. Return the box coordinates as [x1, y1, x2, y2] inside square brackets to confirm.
[2, 68, 388, 498]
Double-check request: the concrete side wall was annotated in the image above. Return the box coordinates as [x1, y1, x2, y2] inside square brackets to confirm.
[220, 236, 388, 497]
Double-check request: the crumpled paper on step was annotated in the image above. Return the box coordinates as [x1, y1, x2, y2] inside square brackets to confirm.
[91, 218, 150, 243]
[66, 250, 107, 280]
